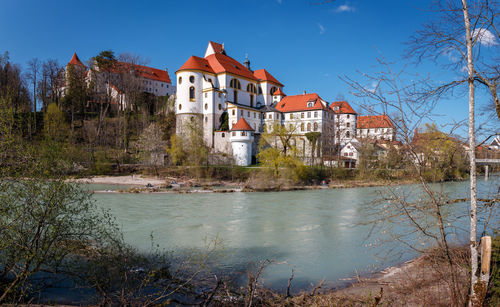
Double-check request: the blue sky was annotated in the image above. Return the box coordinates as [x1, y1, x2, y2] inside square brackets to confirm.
[1, 0, 497, 139]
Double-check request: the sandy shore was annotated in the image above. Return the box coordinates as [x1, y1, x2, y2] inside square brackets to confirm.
[69, 175, 166, 186]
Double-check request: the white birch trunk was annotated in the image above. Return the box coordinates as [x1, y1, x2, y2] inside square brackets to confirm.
[461, 0, 478, 305]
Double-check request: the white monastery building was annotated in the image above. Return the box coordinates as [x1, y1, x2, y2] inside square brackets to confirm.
[175, 41, 388, 166]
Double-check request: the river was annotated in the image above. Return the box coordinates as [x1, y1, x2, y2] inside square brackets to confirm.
[89, 176, 500, 291]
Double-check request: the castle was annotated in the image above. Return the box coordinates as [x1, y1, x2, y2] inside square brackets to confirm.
[175, 41, 396, 166]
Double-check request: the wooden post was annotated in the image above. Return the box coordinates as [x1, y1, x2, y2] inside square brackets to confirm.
[480, 236, 492, 283]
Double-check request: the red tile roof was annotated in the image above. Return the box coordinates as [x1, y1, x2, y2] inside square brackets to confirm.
[272, 88, 286, 96]
[206, 53, 257, 81]
[208, 41, 224, 54]
[253, 69, 283, 86]
[231, 117, 254, 131]
[177, 56, 215, 74]
[330, 100, 357, 114]
[357, 115, 394, 129]
[110, 62, 172, 83]
[274, 93, 331, 112]
[69, 52, 85, 67]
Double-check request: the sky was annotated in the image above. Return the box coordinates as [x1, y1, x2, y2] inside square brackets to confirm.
[1, 0, 498, 140]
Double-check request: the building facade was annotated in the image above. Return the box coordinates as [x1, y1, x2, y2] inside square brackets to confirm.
[62, 52, 175, 110]
[356, 114, 396, 141]
[175, 42, 373, 166]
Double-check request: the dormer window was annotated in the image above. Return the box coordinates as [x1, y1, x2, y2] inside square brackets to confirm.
[333, 106, 339, 111]
[307, 101, 314, 108]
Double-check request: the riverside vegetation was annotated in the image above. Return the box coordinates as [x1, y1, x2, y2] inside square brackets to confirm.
[2, 1, 500, 302]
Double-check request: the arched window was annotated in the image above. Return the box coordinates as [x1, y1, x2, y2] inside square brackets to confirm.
[270, 86, 277, 95]
[178, 77, 182, 84]
[204, 103, 208, 110]
[230, 78, 241, 89]
[346, 131, 350, 138]
[189, 86, 195, 101]
[258, 86, 263, 95]
[347, 122, 350, 128]
[247, 83, 257, 93]
[313, 122, 318, 131]
[250, 94, 254, 107]
[189, 76, 195, 83]
[307, 123, 311, 131]
[301, 123, 304, 132]
[178, 104, 182, 110]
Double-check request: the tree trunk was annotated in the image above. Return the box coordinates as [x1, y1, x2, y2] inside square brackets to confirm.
[461, 1, 478, 305]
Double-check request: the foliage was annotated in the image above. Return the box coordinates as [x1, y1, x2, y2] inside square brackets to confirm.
[44, 103, 69, 141]
[166, 135, 186, 166]
[0, 180, 120, 303]
[486, 234, 500, 306]
[219, 111, 229, 131]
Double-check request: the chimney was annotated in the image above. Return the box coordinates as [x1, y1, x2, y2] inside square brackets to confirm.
[303, 90, 306, 95]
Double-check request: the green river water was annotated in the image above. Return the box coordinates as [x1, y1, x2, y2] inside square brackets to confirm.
[87, 176, 500, 291]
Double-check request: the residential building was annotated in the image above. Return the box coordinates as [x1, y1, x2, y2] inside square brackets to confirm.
[356, 114, 396, 141]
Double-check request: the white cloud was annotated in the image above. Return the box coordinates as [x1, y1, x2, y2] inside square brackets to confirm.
[318, 23, 325, 34]
[335, 3, 355, 13]
[473, 28, 498, 46]
[442, 47, 459, 63]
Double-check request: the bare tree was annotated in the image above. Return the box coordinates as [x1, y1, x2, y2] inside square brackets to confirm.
[25, 58, 41, 137]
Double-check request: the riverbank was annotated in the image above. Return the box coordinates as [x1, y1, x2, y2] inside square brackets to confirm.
[259, 248, 469, 306]
[69, 174, 421, 194]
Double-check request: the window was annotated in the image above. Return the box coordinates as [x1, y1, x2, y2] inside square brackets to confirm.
[307, 101, 314, 108]
[301, 113, 304, 119]
[232, 131, 236, 136]
[313, 122, 318, 131]
[218, 92, 221, 98]
[189, 86, 195, 101]
[347, 122, 350, 128]
[307, 112, 311, 118]
[232, 109, 235, 115]
[253, 112, 256, 118]
[250, 94, 254, 107]
[207, 78, 212, 83]
[269, 114, 272, 119]
[347, 114, 350, 119]
[178, 104, 182, 110]
[301, 123, 304, 131]
[233, 90, 238, 103]
[263, 113, 266, 119]
[230, 78, 241, 89]
[290, 113, 294, 119]
[222, 133, 225, 137]
[247, 83, 257, 93]
[204, 103, 208, 110]
[205, 116, 208, 122]
[270, 86, 277, 95]
[307, 123, 311, 131]
[241, 131, 247, 136]
[205, 92, 207, 98]
[346, 131, 350, 137]
[258, 86, 263, 95]
[240, 110, 243, 116]
[218, 104, 222, 110]
[189, 76, 195, 83]
[314, 111, 317, 118]
[161, 84, 163, 87]
[247, 111, 250, 117]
